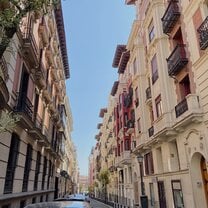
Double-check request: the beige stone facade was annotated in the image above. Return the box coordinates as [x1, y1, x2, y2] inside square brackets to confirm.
[0, 1, 77, 207]
[91, 0, 208, 207]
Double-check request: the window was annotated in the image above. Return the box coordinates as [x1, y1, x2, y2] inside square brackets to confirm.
[155, 95, 163, 118]
[124, 139, 130, 151]
[149, 106, 154, 124]
[32, 198, 36, 204]
[124, 112, 128, 127]
[133, 58, 137, 74]
[20, 200, 26, 208]
[40, 195, 43, 202]
[172, 180, 184, 208]
[179, 75, 191, 100]
[47, 160, 52, 189]
[148, 19, 155, 42]
[34, 151, 41, 191]
[149, 183, 155, 206]
[22, 144, 33, 192]
[144, 152, 154, 175]
[137, 118, 141, 133]
[134, 87, 139, 107]
[151, 54, 158, 84]
[4, 133, 20, 194]
[42, 157, 47, 190]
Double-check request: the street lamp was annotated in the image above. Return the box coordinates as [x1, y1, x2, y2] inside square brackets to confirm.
[137, 154, 148, 208]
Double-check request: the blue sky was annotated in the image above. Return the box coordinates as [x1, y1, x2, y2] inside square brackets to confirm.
[62, 0, 135, 175]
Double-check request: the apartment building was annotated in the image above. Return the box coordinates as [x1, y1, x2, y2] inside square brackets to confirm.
[0, 1, 77, 207]
[92, 0, 208, 207]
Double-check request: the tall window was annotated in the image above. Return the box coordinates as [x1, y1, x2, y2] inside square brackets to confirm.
[148, 19, 155, 42]
[47, 160, 52, 189]
[149, 183, 155, 206]
[171, 180, 184, 207]
[151, 54, 158, 84]
[22, 144, 33, 192]
[149, 106, 154, 124]
[134, 87, 139, 107]
[179, 75, 191, 100]
[133, 58, 137, 75]
[155, 95, 163, 118]
[137, 118, 141, 133]
[34, 151, 41, 191]
[4, 133, 20, 194]
[42, 157, 47, 190]
[144, 152, 154, 175]
[124, 139, 130, 151]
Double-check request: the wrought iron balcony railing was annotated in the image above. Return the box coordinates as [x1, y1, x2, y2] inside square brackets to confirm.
[167, 44, 188, 76]
[198, 16, 208, 50]
[175, 98, 188, 118]
[161, 0, 180, 34]
[22, 27, 39, 66]
[14, 93, 33, 119]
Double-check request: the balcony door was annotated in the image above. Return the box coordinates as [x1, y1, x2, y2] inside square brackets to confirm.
[19, 65, 29, 102]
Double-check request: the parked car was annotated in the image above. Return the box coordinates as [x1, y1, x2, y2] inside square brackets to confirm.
[24, 195, 91, 208]
[67, 193, 90, 203]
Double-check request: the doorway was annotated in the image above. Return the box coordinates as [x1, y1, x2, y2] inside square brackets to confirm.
[158, 181, 167, 208]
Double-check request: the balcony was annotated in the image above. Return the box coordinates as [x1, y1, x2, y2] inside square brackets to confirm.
[148, 126, 154, 137]
[14, 93, 33, 120]
[38, 17, 49, 47]
[167, 44, 188, 76]
[49, 100, 56, 114]
[35, 62, 46, 89]
[22, 27, 39, 67]
[161, 0, 180, 34]
[198, 16, 208, 50]
[175, 98, 188, 118]
[45, 45, 54, 66]
[126, 119, 134, 134]
[43, 85, 52, 104]
[120, 150, 131, 165]
[174, 94, 202, 129]
[115, 156, 121, 168]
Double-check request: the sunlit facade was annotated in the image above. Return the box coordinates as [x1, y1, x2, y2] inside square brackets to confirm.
[0, 1, 77, 207]
[92, 0, 208, 207]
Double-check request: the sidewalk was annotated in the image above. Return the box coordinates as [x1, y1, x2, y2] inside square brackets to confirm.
[90, 198, 113, 208]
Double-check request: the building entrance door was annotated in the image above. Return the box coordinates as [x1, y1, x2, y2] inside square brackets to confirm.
[158, 181, 167, 208]
[201, 157, 208, 206]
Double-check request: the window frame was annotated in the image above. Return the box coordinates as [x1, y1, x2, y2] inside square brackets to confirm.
[148, 19, 155, 42]
[151, 54, 158, 84]
[171, 180, 185, 208]
[155, 94, 163, 118]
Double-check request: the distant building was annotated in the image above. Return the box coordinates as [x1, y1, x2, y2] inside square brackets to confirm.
[79, 175, 89, 193]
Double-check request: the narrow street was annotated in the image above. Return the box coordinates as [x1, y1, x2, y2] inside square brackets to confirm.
[90, 199, 113, 208]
